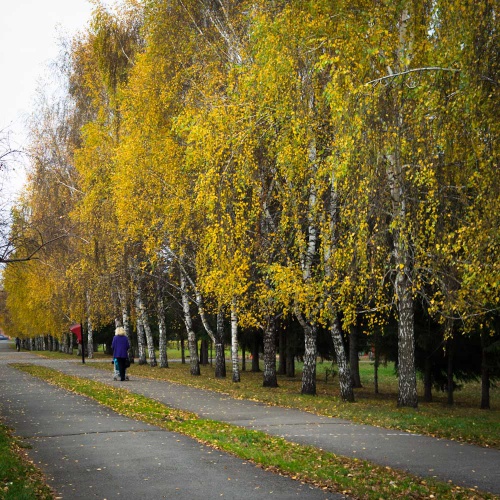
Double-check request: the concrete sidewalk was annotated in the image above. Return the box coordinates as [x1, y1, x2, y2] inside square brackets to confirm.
[2, 343, 500, 496]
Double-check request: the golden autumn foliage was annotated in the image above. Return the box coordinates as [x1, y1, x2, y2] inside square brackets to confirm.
[1, 0, 497, 404]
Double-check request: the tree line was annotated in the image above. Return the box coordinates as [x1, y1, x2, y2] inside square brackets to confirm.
[0, 0, 498, 408]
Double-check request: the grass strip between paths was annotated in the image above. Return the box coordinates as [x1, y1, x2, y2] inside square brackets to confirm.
[0, 421, 53, 500]
[12, 363, 495, 500]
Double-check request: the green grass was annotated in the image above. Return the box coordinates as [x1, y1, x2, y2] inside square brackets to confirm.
[12, 363, 494, 500]
[0, 421, 53, 500]
[30, 349, 500, 448]
[84, 357, 499, 449]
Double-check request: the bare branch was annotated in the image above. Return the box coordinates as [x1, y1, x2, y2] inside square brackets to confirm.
[365, 67, 460, 86]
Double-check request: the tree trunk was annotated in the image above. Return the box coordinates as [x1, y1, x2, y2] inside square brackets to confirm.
[135, 306, 147, 365]
[349, 323, 362, 388]
[214, 308, 226, 378]
[297, 315, 317, 395]
[331, 315, 355, 402]
[446, 336, 454, 406]
[286, 345, 295, 378]
[87, 317, 93, 359]
[241, 344, 246, 371]
[397, 281, 417, 407]
[278, 328, 286, 375]
[385, 7, 418, 409]
[181, 338, 186, 364]
[262, 316, 278, 387]
[251, 335, 260, 372]
[196, 290, 225, 377]
[200, 339, 209, 365]
[480, 331, 491, 410]
[230, 297, 240, 383]
[386, 152, 418, 407]
[121, 297, 133, 361]
[423, 356, 433, 402]
[157, 294, 168, 368]
[323, 143, 354, 401]
[135, 284, 157, 367]
[180, 271, 200, 375]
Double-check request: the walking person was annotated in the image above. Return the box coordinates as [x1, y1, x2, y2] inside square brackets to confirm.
[15, 337, 21, 352]
[111, 327, 130, 381]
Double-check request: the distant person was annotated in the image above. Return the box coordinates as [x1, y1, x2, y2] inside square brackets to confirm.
[15, 337, 20, 352]
[111, 327, 130, 381]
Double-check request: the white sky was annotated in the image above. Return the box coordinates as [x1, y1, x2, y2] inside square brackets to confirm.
[0, 0, 98, 197]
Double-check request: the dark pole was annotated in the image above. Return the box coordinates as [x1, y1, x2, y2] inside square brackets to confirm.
[81, 321, 85, 364]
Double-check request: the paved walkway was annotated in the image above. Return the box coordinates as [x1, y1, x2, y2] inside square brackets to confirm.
[1, 342, 499, 498]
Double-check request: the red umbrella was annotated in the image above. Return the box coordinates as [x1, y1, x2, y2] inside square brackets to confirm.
[70, 324, 82, 344]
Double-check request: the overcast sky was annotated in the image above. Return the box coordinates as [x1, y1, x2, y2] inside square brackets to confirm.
[0, 0, 98, 195]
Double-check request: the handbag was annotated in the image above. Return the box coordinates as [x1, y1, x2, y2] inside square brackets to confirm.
[125, 357, 131, 368]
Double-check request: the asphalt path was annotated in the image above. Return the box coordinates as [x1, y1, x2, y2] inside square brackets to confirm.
[0, 342, 341, 499]
[1, 341, 499, 497]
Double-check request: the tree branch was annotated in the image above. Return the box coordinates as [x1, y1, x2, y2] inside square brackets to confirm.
[365, 67, 460, 86]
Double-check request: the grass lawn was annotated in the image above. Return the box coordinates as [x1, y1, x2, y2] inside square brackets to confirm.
[82, 354, 500, 449]
[31, 348, 499, 448]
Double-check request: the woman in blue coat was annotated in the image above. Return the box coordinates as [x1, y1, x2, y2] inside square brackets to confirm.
[111, 326, 130, 381]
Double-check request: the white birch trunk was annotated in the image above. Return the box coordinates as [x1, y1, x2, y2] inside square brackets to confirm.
[180, 270, 200, 375]
[385, 7, 418, 408]
[121, 297, 134, 361]
[135, 294, 147, 365]
[330, 314, 354, 401]
[87, 316, 94, 359]
[387, 152, 417, 407]
[262, 313, 278, 387]
[215, 307, 227, 378]
[157, 293, 168, 368]
[196, 290, 226, 377]
[324, 160, 354, 402]
[62, 332, 69, 353]
[135, 283, 157, 367]
[296, 311, 317, 394]
[230, 297, 240, 383]
[297, 136, 319, 395]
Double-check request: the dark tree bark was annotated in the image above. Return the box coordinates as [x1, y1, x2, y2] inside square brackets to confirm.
[300, 320, 317, 395]
[251, 336, 260, 372]
[241, 344, 246, 371]
[423, 356, 433, 402]
[480, 331, 490, 410]
[331, 315, 355, 402]
[262, 316, 278, 387]
[446, 335, 454, 406]
[278, 328, 286, 375]
[349, 323, 362, 388]
[214, 308, 226, 378]
[200, 338, 209, 365]
[180, 271, 200, 375]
